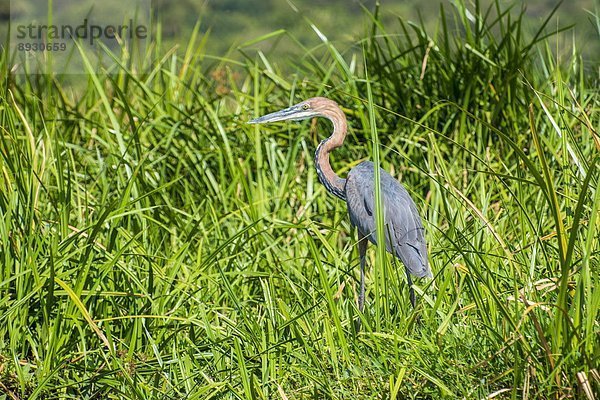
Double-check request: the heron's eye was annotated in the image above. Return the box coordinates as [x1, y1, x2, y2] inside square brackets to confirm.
[302, 104, 310, 110]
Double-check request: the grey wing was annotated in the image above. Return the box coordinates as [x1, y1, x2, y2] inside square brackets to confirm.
[346, 162, 431, 278]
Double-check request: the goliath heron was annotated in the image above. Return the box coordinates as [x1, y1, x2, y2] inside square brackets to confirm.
[249, 97, 431, 314]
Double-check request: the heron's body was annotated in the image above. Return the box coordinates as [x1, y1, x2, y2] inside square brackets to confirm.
[249, 97, 431, 317]
[345, 161, 430, 278]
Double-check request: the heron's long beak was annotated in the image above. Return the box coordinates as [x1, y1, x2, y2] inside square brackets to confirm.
[248, 104, 315, 124]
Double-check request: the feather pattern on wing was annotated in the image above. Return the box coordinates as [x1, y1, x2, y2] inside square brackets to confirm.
[345, 161, 431, 278]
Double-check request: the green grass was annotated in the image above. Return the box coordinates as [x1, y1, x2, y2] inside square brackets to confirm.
[0, 1, 598, 398]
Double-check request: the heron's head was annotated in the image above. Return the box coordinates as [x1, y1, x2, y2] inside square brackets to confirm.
[248, 97, 340, 124]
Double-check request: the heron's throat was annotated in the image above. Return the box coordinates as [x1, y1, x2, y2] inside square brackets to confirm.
[314, 109, 347, 201]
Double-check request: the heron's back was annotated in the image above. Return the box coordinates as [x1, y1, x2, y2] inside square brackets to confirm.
[345, 161, 431, 278]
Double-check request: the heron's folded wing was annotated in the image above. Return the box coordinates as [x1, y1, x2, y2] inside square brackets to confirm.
[347, 163, 430, 278]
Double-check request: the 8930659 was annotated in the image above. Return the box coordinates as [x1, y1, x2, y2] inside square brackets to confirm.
[17, 42, 67, 52]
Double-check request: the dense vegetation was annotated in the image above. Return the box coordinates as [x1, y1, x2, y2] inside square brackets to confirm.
[0, 0, 598, 398]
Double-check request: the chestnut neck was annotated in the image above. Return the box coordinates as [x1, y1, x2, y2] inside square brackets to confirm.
[314, 105, 347, 200]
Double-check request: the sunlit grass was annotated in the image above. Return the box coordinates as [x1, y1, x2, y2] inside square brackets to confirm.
[0, 0, 598, 398]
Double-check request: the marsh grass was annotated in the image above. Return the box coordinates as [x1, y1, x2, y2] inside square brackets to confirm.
[0, 0, 598, 398]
